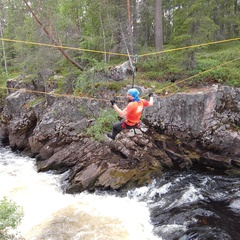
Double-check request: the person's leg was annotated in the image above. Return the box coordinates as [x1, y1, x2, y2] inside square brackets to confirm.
[107, 121, 123, 140]
[125, 123, 138, 129]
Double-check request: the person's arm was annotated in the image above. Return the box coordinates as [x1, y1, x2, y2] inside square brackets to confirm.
[148, 93, 154, 106]
[110, 99, 127, 118]
[113, 104, 127, 118]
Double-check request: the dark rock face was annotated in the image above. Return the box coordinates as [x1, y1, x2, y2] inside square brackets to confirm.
[0, 77, 240, 193]
[145, 86, 240, 161]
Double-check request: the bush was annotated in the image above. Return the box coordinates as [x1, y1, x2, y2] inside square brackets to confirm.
[0, 197, 24, 239]
[87, 108, 118, 141]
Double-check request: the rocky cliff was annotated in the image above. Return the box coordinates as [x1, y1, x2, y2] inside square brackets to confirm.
[0, 76, 240, 193]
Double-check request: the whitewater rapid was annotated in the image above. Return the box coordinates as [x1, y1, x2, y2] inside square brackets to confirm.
[0, 147, 159, 240]
[1, 146, 240, 240]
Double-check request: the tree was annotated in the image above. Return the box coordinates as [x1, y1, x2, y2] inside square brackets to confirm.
[0, 2, 8, 75]
[171, 0, 218, 69]
[137, 0, 155, 47]
[162, 0, 174, 44]
[0, 0, 239, 79]
[23, 0, 84, 71]
[127, 0, 134, 54]
[211, 0, 239, 40]
[155, 0, 163, 50]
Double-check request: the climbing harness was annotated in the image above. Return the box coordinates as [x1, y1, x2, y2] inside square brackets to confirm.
[121, 121, 140, 129]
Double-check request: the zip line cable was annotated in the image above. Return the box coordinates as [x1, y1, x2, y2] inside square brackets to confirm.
[138, 37, 240, 57]
[1, 55, 239, 103]
[0, 38, 130, 57]
[0, 37, 240, 58]
[118, 20, 135, 87]
[2, 86, 113, 103]
[155, 56, 240, 94]
[0, 37, 239, 102]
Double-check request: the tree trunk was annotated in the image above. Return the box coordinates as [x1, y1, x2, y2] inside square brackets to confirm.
[99, 11, 107, 63]
[234, 0, 238, 36]
[0, 22, 8, 75]
[23, 0, 84, 71]
[127, 0, 133, 54]
[155, 0, 163, 51]
[132, 0, 137, 53]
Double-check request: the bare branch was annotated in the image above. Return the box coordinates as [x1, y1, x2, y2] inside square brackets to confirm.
[23, 0, 84, 71]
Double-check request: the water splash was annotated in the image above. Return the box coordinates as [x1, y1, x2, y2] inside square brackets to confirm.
[0, 147, 159, 240]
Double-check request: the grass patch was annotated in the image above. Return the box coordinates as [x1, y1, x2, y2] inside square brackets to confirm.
[23, 97, 46, 108]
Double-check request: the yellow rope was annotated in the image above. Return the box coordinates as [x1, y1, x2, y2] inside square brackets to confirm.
[0, 37, 239, 101]
[1, 37, 239, 58]
[1, 54, 239, 102]
[0, 38, 131, 57]
[156, 56, 240, 94]
[1, 86, 116, 102]
[138, 38, 240, 57]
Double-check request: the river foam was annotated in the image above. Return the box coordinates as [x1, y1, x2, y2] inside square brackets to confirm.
[0, 147, 159, 240]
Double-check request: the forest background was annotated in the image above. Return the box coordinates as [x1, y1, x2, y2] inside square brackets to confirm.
[0, 0, 240, 101]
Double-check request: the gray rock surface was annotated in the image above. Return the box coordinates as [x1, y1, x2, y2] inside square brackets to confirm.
[1, 77, 240, 193]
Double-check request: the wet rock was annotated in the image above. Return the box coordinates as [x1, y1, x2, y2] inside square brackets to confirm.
[199, 152, 232, 170]
[0, 80, 240, 193]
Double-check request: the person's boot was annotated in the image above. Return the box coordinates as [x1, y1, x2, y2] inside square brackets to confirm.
[106, 133, 115, 140]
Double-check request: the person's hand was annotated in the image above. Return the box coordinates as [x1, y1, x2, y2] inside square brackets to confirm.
[110, 99, 116, 106]
[149, 92, 153, 97]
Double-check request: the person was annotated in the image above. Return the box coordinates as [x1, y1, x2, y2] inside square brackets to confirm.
[106, 88, 154, 140]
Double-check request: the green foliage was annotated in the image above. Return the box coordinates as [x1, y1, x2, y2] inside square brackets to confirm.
[144, 71, 164, 80]
[0, 75, 7, 103]
[136, 77, 165, 90]
[54, 77, 67, 94]
[87, 108, 118, 141]
[1, 0, 240, 97]
[0, 71, 22, 103]
[139, 56, 162, 72]
[107, 82, 126, 91]
[193, 43, 240, 86]
[24, 97, 46, 108]
[73, 61, 110, 96]
[139, 52, 185, 76]
[196, 57, 222, 72]
[226, 78, 240, 87]
[78, 0, 119, 62]
[74, 72, 94, 96]
[0, 197, 24, 239]
[204, 67, 228, 83]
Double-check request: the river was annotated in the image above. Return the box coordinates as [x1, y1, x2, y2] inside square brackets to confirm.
[0, 146, 240, 240]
